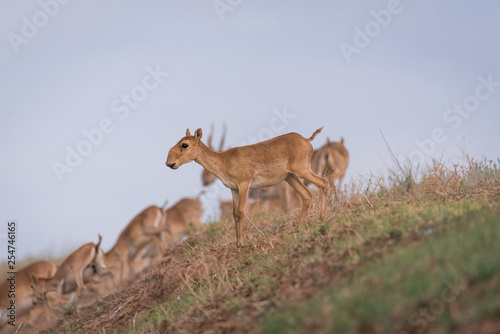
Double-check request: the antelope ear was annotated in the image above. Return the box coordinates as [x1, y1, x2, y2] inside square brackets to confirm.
[186, 129, 192, 136]
[194, 128, 203, 141]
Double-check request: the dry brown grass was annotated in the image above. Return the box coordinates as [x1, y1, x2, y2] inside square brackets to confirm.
[23, 156, 500, 334]
[336, 156, 500, 209]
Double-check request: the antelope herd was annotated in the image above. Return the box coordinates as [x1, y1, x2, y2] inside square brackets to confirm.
[1, 124, 349, 332]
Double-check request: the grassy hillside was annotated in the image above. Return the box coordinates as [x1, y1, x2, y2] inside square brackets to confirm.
[40, 158, 500, 334]
[263, 200, 500, 334]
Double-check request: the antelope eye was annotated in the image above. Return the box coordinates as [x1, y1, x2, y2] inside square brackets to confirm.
[181, 143, 189, 149]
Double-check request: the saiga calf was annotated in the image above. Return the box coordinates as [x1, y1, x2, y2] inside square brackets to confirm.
[30, 235, 107, 303]
[0, 261, 57, 328]
[161, 197, 204, 249]
[105, 205, 168, 284]
[166, 127, 328, 242]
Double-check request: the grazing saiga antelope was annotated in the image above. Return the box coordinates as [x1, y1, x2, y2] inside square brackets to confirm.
[30, 235, 107, 303]
[0, 261, 57, 328]
[201, 123, 227, 186]
[311, 137, 349, 195]
[104, 205, 169, 284]
[125, 198, 204, 279]
[166, 127, 328, 241]
[161, 197, 204, 249]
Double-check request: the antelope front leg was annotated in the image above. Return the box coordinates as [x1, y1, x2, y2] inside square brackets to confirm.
[230, 188, 241, 242]
[232, 184, 250, 243]
[329, 174, 337, 200]
[337, 176, 344, 199]
[75, 270, 87, 297]
[327, 170, 339, 200]
[230, 188, 239, 220]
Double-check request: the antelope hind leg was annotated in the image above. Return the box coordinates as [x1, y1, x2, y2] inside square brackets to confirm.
[285, 175, 311, 230]
[294, 170, 328, 220]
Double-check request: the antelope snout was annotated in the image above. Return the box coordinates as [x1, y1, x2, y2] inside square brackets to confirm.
[166, 162, 177, 169]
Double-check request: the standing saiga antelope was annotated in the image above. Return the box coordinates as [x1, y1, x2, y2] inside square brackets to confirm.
[310, 137, 349, 195]
[166, 127, 328, 242]
[201, 124, 299, 213]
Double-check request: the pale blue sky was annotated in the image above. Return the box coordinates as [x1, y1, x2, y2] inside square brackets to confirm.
[1, 0, 499, 259]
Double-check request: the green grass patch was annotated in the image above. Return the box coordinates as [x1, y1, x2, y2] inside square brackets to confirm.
[262, 200, 500, 334]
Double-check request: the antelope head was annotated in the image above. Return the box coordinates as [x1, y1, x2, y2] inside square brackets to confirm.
[166, 128, 203, 169]
[30, 274, 58, 305]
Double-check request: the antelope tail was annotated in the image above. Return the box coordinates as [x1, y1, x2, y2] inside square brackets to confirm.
[324, 153, 337, 176]
[308, 126, 324, 141]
